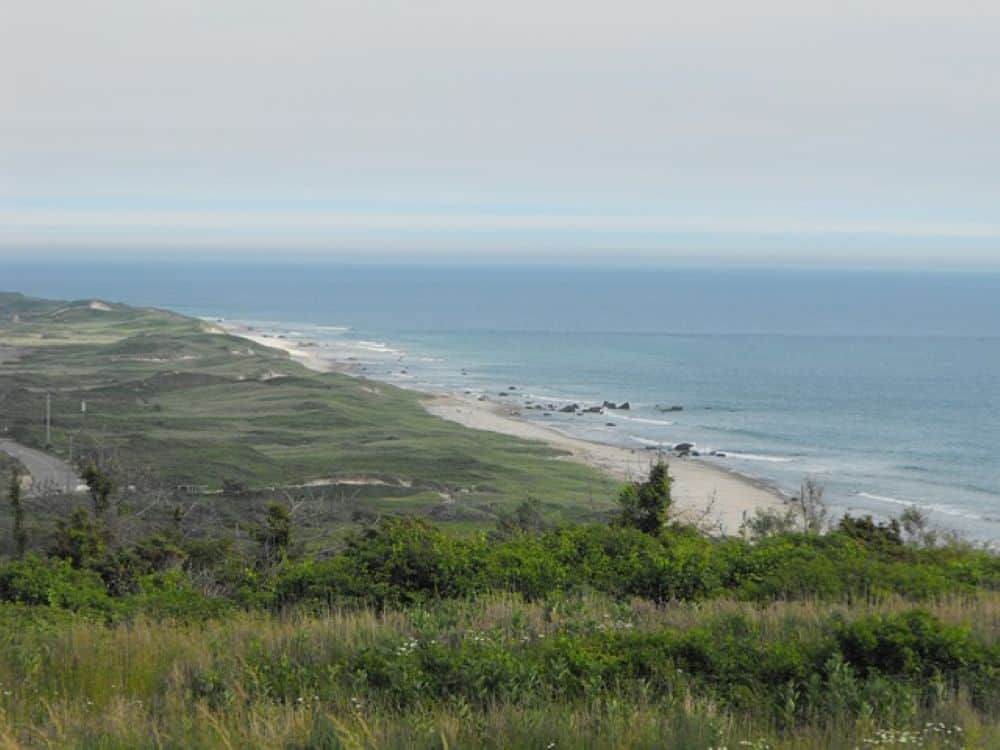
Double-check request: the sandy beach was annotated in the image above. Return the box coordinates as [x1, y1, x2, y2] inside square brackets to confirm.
[220, 320, 788, 535]
[213, 322, 356, 375]
[423, 394, 786, 534]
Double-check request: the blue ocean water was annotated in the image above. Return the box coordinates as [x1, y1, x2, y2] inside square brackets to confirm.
[6, 261, 1000, 542]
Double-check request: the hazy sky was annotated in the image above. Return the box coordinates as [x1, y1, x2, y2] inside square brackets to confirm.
[3, 1, 999, 265]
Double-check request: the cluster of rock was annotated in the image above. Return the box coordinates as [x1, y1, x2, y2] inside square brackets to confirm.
[511, 398, 631, 416]
[645, 441, 727, 459]
[535, 400, 632, 415]
[475, 387, 736, 462]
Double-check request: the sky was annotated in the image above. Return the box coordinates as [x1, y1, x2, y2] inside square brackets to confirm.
[2, 1, 999, 266]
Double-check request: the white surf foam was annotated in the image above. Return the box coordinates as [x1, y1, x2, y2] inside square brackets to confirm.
[615, 415, 676, 426]
[630, 436, 670, 447]
[723, 452, 794, 463]
[855, 492, 984, 521]
[356, 340, 405, 355]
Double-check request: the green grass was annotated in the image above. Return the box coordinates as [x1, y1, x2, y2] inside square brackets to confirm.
[0, 292, 617, 534]
[0, 593, 996, 749]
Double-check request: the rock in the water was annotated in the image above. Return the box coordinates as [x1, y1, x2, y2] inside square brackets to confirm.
[558, 404, 578, 413]
[674, 442, 694, 453]
[582, 405, 604, 414]
[605, 422, 616, 427]
[603, 400, 632, 410]
[657, 405, 683, 412]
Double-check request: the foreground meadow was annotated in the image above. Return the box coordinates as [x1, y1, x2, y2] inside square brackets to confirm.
[0, 593, 996, 749]
[1, 499, 998, 749]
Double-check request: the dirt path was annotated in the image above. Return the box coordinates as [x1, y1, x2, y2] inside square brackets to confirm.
[0, 439, 83, 495]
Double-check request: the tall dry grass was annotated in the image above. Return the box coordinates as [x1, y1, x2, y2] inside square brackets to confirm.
[0, 593, 997, 748]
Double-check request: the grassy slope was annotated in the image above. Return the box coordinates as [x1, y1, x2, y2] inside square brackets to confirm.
[0, 593, 996, 749]
[0, 292, 616, 527]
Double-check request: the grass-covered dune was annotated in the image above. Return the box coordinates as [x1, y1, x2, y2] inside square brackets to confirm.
[0, 291, 616, 530]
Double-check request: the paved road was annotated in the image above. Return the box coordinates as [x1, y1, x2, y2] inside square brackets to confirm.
[0, 439, 83, 495]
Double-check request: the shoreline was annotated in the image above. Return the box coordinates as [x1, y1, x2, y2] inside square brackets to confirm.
[218, 319, 788, 534]
[423, 394, 787, 534]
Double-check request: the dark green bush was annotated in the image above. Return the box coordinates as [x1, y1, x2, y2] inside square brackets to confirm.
[835, 609, 993, 680]
[0, 556, 114, 613]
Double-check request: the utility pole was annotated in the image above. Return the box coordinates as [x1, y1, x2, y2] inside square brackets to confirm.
[45, 392, 51, 445]
[68, 435, 74, 492]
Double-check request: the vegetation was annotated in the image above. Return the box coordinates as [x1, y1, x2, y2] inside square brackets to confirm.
[615, 459, 672, 533]
[6, 467, 26, 557]
[0, 463, 998, 747]
[0, 593, 995, 749]
[2, 292, 1000, 747]
[0, 291, 618, 537]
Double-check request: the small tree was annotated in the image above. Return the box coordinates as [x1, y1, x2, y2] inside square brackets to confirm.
[492, 498, 548, 540]
[82, 462, 116, 516]
[792, 477, 829, 534]
[616, 461, 672, 534]
[838, 514, 902, 547]
[50, 507, 108, 568]
[253, 502, 292, 565]
[740, 505, 799, 541]
[899, 505, 938, 547]
[8, 467, 27, 557]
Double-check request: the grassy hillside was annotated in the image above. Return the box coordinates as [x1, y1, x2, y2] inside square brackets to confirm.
[0, 292, 616, 532]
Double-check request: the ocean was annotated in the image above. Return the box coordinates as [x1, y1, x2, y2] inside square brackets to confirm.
[6, 261, 1000, 543]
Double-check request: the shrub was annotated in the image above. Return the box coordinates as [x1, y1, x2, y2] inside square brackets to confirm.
[838, 514, 903, 548]
[835, 610, 989, 680]
[0, 556, 114, 613]
[616, 461, 672, 534]
[48, 507, 110, 568]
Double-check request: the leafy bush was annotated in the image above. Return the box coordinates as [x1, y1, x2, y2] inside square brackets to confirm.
[615, 460, 671, 533]
[126, 570, 232, 621]
[0, 556, 114, 613]
[838, 514, 903, 548]
[835, 610, 992, 680]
